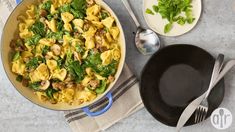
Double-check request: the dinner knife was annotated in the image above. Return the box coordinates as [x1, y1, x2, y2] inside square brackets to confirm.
[176, 54, 224, 131]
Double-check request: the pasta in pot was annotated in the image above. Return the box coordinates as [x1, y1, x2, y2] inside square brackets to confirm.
[10, 0, 121, 105]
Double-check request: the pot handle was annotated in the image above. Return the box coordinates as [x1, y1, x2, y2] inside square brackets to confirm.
[16, 0, 21, 4]
[82, 92, 113, 117]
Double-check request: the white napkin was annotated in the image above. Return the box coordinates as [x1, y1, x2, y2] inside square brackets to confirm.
[64, 64, 143, 132]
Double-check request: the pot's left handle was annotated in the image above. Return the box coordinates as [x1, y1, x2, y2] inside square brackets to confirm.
[16, 0, 21, 4]
[82, 92, 113, 117]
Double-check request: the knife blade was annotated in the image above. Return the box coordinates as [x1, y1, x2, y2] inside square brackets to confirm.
[176, 54, 224, 131]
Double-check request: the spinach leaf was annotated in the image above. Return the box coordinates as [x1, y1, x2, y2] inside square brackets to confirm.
[46, 31, 63, 41]
[16, 75, 23, 82]
[30, 21, 46, 37]
[46, 14, 53, 21]
[56, 57, 64, 68]
[97, 60, 118, 77]
[84, 52, 118, 77]
[70, 0, 86, 19]
[41, 0, 52, 11]
[42, 45, 50, 56]
[26, 57, 39, 70]
[71, 0, 86, 11]
[95, 80, 107, 94]
[45, 87, 58, 99]
[26, 34, 41, 46]
[75, 44, 85, 54]
[86, 51, 102, 65]
[101, 12, 109, 19]
[65, 51, 73, 66]
[67, 61, 85, 82]
[29, 82, 41, 90]
[57, 20, 64, 31]
[12, 51, 20, 61]
[70, 8, 86, 19]
[59, 4, 71, 13]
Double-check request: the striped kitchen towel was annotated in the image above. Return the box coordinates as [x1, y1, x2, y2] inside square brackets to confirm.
[64, 64, 143, 132]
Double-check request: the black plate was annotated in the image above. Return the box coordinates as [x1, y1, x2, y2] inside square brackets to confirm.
[140, 44, 224, 127]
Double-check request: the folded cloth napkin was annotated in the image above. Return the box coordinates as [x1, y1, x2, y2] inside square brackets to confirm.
[64, 64, 143, 132]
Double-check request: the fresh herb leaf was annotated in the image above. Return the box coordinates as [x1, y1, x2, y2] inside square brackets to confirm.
[177, 17, 186, 25]
[145, 8, 154, 15]
[16, 75, 23, 82]
[164, 22, 172, 33]
[149, 0, 195, 33]
[152, 5, 159, 13]
[186, 17, 195, 24]
[45, 87, 58, 99]
[29, 82, 41, 90]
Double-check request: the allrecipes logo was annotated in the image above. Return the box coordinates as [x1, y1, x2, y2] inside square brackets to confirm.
[211, 108, 233, 130]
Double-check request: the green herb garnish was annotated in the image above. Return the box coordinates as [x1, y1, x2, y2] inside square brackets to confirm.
[164, 23, 173, 33]
[145, 8, 154, 15]
[153, 5, 159, 13]
[146, 0, 195, 33]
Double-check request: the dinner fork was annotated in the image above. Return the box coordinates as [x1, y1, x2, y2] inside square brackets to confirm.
[194, 54, 224, 123]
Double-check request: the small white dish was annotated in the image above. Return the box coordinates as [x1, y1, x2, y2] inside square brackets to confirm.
[143, 0, 202, 37]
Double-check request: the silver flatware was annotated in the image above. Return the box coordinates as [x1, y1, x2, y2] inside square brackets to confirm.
[176, 54, 224, 131]
[214, 59, 235, 86]
[194, 54, 224, 123]
[121, 0, 161, 55]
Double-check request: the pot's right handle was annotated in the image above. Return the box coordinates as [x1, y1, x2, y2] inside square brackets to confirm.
[16, 0, 21, 4]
